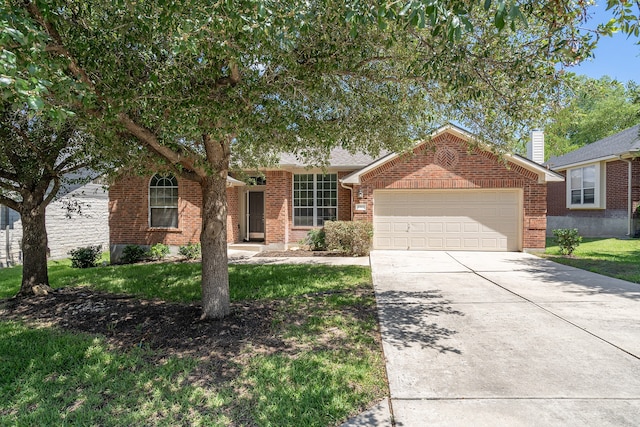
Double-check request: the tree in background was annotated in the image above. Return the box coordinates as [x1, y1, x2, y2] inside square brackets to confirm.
[0, 105, 107, 296]
[545, 76, 640, 159]
[4, 0, 639, 318]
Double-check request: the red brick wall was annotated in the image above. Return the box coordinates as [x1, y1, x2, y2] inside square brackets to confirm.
[109, 174, 240, 246]
[547, 159, 639, 218]
[352, 132, 548, 249]
[227, 187, 240, 243]
[546, 178, 566, 216]
[607, 161, 630, 210]
[337, 171, 352, 221]
[265, 171, 291, 245]
[264, 170, 355, 246]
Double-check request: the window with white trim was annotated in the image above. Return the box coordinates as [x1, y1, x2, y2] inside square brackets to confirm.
[149, 173, 178, 228]
[293, 174, 337, 226]
[567, 164, 600, 208]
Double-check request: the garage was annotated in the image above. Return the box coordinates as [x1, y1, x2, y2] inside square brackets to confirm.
[373, 189, 522, 251]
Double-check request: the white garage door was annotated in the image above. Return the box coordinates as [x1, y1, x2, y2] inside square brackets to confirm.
[373, 190, 521, 251]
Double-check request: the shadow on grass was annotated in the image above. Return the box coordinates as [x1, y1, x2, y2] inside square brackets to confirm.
[0, 322, 230, 426]
[1, 284, 385, 426]
[545, 256, 640, 285]
[375, 290, 463, 354]
[507, 256, 640, 301]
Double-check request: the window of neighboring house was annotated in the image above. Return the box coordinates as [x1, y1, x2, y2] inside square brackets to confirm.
[293, 173, 337, 227]
[0, 205, 17, 230]
[149, 173, 178, 228]
[568, 164, 599, 208]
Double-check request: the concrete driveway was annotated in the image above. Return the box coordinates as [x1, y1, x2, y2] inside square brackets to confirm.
[371, 250, 640, 426]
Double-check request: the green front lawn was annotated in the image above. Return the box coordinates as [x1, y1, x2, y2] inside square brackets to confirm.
[0, 259, 370, 301]
[545, 237, 640, 283]
[0, 260, 385, 426]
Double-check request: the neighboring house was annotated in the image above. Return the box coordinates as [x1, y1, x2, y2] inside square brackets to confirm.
[0, 205, 22, 267]
[108, 124, 562, 260]
[0, 175, 109, 267]
[545, 124, 640, 237]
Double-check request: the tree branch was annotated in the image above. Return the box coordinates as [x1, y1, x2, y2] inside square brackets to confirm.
[26, 1, 99, 95]
[42, 177, 60, 208]
[13, 125, 60, 178]
[117, 113, 207, 180]
[0, 194, 20, 211]
[215, 61, 241, 88]
[55, 160, 91, 175]
[0, 180, 21, 194]
[0, 170, 20, 184]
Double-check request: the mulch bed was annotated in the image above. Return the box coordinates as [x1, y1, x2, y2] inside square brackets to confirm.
[0, 285, 376, 381]
[0, 288, 285, 361]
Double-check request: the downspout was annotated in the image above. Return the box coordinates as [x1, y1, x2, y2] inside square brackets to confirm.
[340, 181, 355, 220]
[620, 156, 633, 236]
[245, 190, 249, 242]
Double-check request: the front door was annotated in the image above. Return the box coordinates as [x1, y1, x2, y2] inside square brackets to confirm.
[248, 191, 265, 240]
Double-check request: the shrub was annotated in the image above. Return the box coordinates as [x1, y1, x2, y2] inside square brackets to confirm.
[301, 228, 327, 251]
[179, 242, 201, 260]
[120, 244, 150, 264]
[68, 245, 102, 268]
[324, 221, 373, 256]
[149, 243, 170, 260]
[552, 228, 582, 255]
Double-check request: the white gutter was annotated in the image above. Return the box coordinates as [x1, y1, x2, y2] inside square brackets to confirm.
[549, 155, 621, 171]
[226, 176, 246, 187]
[621, 156, 633, 236]
[506, 154, 564, 183]
[340, 181, 355, 220]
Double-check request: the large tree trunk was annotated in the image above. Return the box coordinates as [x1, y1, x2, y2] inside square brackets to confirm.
[18, 203, 51, 296]
[199, 174, 230, 320]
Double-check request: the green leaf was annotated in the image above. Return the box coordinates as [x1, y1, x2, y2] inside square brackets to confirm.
[345, 10, 355, 22]
[495, 2, 506, 30]
[399, 2, 413, 16]
[27, 96, 44, 110]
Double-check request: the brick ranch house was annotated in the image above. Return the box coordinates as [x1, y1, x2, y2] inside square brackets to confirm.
[545, 124, 640, 237]
[108, 124, 563, 260]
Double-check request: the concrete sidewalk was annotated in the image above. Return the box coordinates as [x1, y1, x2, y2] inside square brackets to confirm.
[371, 250, 640, 426]
[227, 249, 370, 266]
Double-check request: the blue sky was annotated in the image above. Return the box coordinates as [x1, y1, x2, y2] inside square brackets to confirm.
[568, 4, 640, 82]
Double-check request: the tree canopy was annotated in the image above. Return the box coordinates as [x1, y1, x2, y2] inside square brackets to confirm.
[3, 0, 639, 317]
[0, 103, 108, 294]
[544, 75, 640, 159]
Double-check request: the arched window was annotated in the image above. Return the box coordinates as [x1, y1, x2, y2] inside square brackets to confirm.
[149, 173, 178, 228]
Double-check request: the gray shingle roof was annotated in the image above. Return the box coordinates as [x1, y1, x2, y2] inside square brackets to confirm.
[278, 147, 385, 168]
[545, 124, 640, 169]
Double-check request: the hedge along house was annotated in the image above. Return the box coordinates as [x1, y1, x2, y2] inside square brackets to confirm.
[108, 124, 562, 260]
[545, 124, 640, 237]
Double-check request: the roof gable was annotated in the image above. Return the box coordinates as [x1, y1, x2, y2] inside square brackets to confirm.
[341, 124, 563, 184]
[545, 124, 640, 170]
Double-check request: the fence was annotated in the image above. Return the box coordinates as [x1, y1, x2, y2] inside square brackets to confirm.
[0, 226, 22, 268]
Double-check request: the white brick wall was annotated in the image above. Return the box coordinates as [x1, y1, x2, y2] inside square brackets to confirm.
[0, 182, 109, 267]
